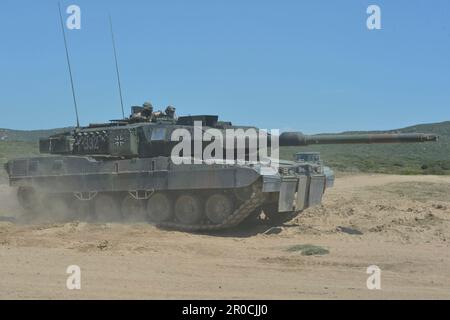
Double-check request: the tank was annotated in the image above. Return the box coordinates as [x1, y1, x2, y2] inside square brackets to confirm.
[4, 104, 438, 231]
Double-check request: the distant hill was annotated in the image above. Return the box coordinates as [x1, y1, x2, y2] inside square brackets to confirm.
[342, 121, 450, 136]
[390, 121, 450, 136]
[281, 121, 450, 175]
[0, 127, 73, 142]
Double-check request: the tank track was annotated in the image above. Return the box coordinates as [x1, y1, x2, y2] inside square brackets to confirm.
[16, 182, 268, 232]
[155, 183, 267, 232]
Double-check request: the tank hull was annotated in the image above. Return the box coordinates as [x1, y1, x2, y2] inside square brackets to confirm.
[5, 156, 329, 231]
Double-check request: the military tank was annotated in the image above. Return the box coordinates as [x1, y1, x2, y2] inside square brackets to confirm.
[4, 103, 438, 231]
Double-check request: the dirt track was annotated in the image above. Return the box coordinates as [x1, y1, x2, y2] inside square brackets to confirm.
[1, 174, 450, 299]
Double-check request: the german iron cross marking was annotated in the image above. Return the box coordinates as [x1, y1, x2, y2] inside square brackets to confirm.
[114, 135, 125, 147]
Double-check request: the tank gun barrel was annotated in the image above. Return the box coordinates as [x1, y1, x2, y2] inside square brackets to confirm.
[279, 132, 438, 146]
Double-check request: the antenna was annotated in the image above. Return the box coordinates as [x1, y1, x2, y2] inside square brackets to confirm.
[58, 2, 80, 128]
[108, 13, 125, 119]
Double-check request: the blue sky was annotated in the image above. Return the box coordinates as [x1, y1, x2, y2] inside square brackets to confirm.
[0, 0, 449, 133]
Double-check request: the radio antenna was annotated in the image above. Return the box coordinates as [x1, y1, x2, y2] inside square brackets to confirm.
[108, 13, 125, 119]
[58, 2, 80, 128]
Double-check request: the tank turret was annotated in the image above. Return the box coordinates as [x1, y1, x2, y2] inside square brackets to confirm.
[37, 104, 438, 158]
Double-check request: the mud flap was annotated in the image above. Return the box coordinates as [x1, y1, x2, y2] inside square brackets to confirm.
[278, 178, 297, 212]
[295, 175, 308, 211]
[278, 174, 326, 212]
[308, 175, 325, 207]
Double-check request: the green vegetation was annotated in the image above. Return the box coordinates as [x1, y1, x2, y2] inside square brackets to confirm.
[286, 244, 330, 256]
[0, 127, 72, 142]
[281, 121, 450, 175]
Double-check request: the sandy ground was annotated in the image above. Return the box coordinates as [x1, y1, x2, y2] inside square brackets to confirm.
[0, 174, 450, 299]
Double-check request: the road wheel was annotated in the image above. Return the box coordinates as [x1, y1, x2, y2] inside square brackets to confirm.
[174, 194, 203, 225]
[121, 195, 146, 222]
[94, 194, 122, 222]
[147, 193, 173, 223]
[205, 193, 234, 224]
